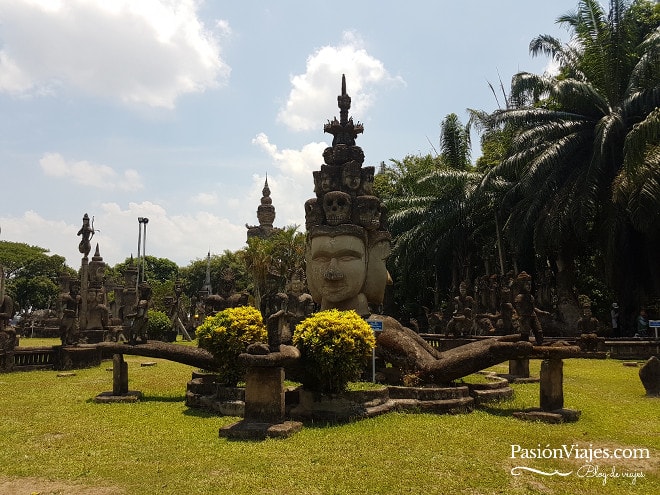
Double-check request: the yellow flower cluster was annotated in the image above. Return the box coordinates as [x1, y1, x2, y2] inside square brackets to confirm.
[196, 306, 267, 385]
[293, 309, 375, 393]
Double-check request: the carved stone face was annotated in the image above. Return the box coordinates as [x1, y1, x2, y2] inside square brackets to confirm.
[323, 191, 351, 225]
[342, 162, 361, 192]
[333, 144, 349, 164]
[306, 234, 366, 307]
[360, 166, 375, 195]
[305, 198, 324, 230]
[354, 196, 381, 230]
[363, 239, 391, 306]
[349, 146, 365, 164]
[319, 166, 337, 194]
[322, 147, 335, 165]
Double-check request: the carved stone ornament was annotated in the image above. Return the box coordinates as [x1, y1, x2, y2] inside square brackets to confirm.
[353, 195, 381, 231]
[323, 191, 352, 226]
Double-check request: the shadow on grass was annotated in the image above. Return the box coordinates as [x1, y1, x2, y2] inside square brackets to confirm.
[140, 394, 186, 403]
[182, 407, 224, 419]
[476, 403, 523, 418]
[84, 394, 186, 404]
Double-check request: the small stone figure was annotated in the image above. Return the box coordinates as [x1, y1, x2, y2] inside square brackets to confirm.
[77, 213, 95, 258]
[0, 292, 16, 351]
[576, 304, 599, 335]
[513, 272, 549, 345]
[446, 307, 474, 337]
[453, 281, 474, 314]
[128, 282, 151, 344]
[59, 281, 81, 345]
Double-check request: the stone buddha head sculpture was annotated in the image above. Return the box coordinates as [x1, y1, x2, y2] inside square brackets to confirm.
[306, 224, 369, 316]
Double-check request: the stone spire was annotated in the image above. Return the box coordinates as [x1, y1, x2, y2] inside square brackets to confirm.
[246, 175, 282, 240]
[200, 250, 212, 296]
[323, 74, 364, 147]
[256, 175, 276, 229]
[304, 75, 391, 316]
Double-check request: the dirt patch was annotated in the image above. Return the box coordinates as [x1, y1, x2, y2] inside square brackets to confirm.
[0, 477, 125, 495]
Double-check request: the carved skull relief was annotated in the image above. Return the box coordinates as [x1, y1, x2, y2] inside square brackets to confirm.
[323, 191, 352, 225]
[354, 195, 381, 230]
[305, 198, 324, 229]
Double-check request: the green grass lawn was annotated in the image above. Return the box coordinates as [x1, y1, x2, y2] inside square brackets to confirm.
[0, 354, 657, 495]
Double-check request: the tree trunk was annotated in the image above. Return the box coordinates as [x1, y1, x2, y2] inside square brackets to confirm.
[554, 254, 582, 335]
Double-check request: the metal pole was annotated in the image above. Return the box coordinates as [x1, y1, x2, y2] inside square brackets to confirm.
[142, 218, 149, 282]
[137, 217, 143, 285]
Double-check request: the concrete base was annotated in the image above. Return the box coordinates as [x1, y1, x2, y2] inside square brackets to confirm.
[219, 420, 303, 440]
[513, 407, 581, 424]
[94, 390, 142, 403]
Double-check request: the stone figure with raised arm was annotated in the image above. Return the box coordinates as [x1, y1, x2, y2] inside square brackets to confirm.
[77, 213, 95, 258]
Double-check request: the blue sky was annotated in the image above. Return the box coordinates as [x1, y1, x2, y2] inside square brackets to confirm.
[0, 0, 581, 268]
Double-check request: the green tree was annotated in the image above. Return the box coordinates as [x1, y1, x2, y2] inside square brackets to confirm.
[178, 250, 249, 301]
[0, 241, 75, 311]
[482, 0, 660, 326]
[383, 114, 485, 318]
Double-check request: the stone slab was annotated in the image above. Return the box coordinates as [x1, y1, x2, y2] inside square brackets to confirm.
[219, 420, 303, 440]
[94, 390, 142, 403]
[513, 407, 581, 424]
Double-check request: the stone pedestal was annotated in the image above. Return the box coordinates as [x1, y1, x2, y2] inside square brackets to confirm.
[508, 358, 530, 378]
[113, 354, 128, 395]
[219, 347, 303, 440]
[540, 358, 563, 411]
[244, 367, 285, 422]
[95, 353, 141, 403]
[513, 356, 580, 423]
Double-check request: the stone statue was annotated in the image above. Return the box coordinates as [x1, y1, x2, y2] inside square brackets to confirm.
[59, 280, 81, 345]
[576, 303, 599, 335]
[0, 293, 16, 351]
[513, 271, 548, 345]
[453, 281, 474, 314]
[128, 282, 151, 344]
[77, 213, 95, 258]
[304, 75, 391, 317]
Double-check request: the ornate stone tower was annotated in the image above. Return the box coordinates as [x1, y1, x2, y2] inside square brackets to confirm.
[304, 75, 391, 316]
[246, 176, 282, 240]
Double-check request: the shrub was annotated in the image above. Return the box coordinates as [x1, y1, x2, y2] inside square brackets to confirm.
[196, 306, 267, 386]
[146, 309, 173, 341]
[293, 309, 376, 394]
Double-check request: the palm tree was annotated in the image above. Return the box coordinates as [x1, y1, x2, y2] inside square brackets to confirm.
[382, 115, 490, 317]
[482, 0, 660, 328]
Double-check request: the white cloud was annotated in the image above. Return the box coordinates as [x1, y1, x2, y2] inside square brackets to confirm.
[191, 192, 219, 206]
[251, 133, 325, 228]
[39, 152, 144, 191]
[0, 202, 247, 268]
[277, 31, 404, 131]
[0, 0, 231, 108]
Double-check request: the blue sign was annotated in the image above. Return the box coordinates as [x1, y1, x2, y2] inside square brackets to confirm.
[649, 320, 660, 328]
[368, 320, 383, 331]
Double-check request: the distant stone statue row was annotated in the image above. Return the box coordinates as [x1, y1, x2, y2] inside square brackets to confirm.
[445, 272, 550, 345]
